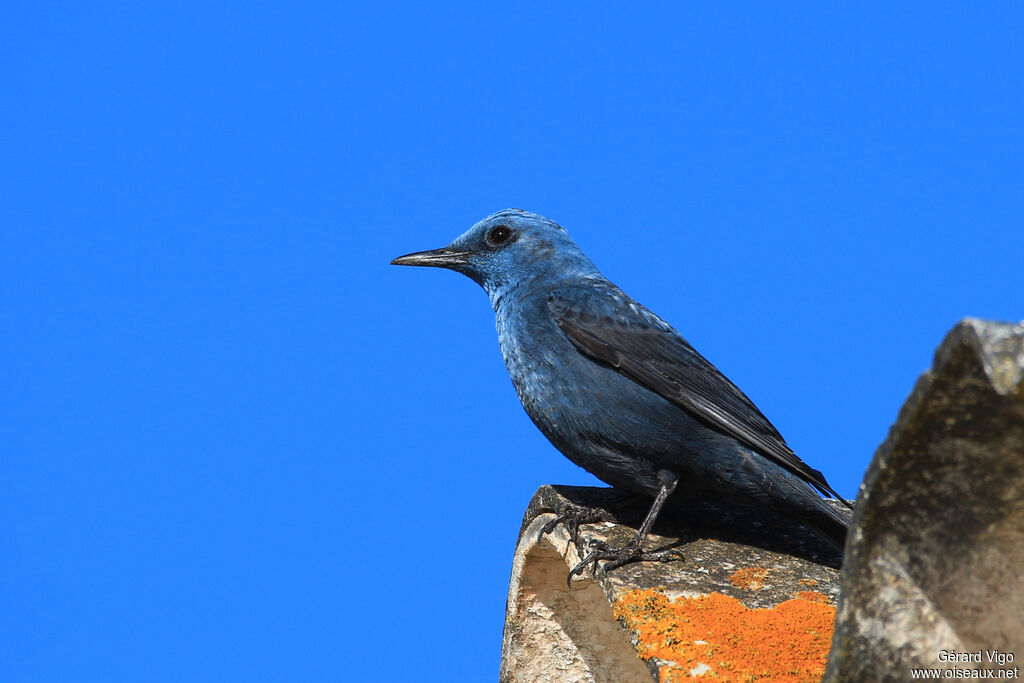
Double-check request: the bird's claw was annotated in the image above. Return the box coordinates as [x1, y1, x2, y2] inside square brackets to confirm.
[538, 504, 607, 546]
[540, 503, 684, 586]
[567, 539, 684, 584]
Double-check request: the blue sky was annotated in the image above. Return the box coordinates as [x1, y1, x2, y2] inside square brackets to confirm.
[3, 3, 1022, 681]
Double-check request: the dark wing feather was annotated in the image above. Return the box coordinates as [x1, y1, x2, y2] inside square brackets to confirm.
[547, 288, 852, 508]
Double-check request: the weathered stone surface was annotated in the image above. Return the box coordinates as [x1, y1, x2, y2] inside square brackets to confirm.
[500, 485, 851, 682]
[824, 318, 1024, 681]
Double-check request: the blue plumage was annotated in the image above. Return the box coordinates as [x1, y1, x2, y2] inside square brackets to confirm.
[393, 209, 850, 573]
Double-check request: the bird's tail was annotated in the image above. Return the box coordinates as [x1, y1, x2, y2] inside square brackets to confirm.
[786, 497, 851, 551]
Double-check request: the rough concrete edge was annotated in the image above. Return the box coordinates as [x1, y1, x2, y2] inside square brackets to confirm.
[503, 491, 684, 682]
[825, 317, 1024, 680]
[500, 511, 658, 682]
[501, 512, 582, 661]
[853, 317, 1024, 512]
[956, 317, 1024, 395]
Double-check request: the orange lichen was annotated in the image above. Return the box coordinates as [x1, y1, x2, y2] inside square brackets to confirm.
[614, 589, 836, 682]
[795, 591, 831, 604]
[728, 566, 770, 590]
[797, 578, 818, 587]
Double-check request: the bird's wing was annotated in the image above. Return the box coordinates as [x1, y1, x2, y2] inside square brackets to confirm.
[547, 287, 851, 507]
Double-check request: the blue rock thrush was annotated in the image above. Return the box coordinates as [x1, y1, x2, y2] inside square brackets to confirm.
[392, 209, 851, 577]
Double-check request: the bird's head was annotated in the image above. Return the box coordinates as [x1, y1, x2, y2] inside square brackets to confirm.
[391, 209, 601, 304]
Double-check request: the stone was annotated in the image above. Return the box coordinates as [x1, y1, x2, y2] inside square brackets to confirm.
[500, 484, 851, 682]
[824, 318, 1024, 681]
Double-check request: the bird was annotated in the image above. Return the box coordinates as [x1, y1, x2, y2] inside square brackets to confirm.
[392, 209, 852, 577]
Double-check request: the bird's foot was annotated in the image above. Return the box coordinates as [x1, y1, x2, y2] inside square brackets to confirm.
[538, 504, 608, 548]
[568, 538, 684, 583]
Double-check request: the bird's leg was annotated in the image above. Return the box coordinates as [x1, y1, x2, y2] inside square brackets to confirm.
[568, 471, 683, 581]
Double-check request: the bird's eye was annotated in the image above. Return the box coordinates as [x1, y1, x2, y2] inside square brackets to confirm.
[487, 225, 512, 246]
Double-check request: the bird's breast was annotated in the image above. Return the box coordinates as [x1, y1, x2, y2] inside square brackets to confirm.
[495, 298, 677, 451]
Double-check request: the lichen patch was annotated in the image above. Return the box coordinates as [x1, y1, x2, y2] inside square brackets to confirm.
[614, 589, 835, 682]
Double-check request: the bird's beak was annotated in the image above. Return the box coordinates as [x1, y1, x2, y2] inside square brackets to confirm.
[390, 247, 471, 269]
